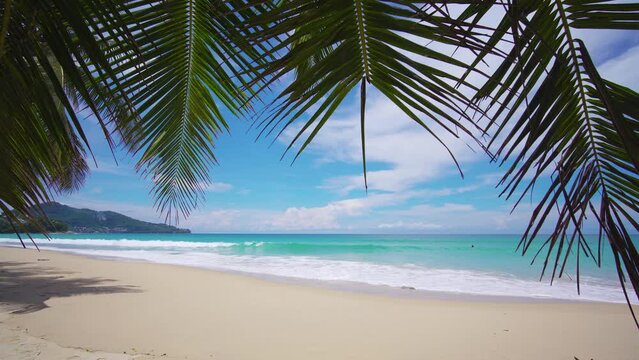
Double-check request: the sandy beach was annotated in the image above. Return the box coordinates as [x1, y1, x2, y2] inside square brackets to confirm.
[1, 246, 637, 360]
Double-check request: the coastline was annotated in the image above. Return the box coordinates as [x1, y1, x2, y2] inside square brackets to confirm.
[1, 241, 623, 305]
[1, 246, 638, 359]
[1, 233, 630, 304]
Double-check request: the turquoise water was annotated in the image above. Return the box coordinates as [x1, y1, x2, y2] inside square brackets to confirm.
[0, 233, 634, 302]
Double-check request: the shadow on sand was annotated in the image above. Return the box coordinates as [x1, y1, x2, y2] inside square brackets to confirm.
[0, 261, 141, 314]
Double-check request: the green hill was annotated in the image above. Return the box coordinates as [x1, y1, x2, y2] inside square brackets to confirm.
[0, 202, 190, 233]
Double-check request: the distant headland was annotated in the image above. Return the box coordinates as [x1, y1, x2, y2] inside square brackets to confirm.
[0, 202, 190, 234]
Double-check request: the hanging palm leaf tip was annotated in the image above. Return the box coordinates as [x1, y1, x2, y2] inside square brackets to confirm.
[457, 1, 639, 325]
[90, 0, 270, 223]
[246, 0, 495, 189]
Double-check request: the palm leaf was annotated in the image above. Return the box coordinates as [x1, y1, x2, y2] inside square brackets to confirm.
[459, 1, 639, 326]
[244, 0, 493, 189]
[102, 0, 269, 222]
[566, 0, 639, 29]
[244, 2, 639, 322]
[0, 0, 137, 240]
[0, 1, 270, 225]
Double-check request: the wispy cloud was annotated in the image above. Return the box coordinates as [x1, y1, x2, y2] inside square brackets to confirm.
[378, 221, 443, 230]
[88, 159, 132, 176]
[284, 93, 485, 195]
[259, 191, 417, 231]
[599, 44, 639, 91]
[203, 182, 234, 192]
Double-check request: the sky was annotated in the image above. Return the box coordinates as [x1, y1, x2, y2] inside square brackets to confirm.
[57, 19, 639, 234]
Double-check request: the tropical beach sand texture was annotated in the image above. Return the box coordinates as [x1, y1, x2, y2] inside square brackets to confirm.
[1, 247, 637, 360]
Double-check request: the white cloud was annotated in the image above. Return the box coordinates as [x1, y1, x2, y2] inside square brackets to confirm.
[598, 44, 639, 91]
[182, 209, 245, 231]
[575, 28, 639, 64]
[378, 221, 443, 230]
[265, 206, 343, 230]
[287, 93, 485, 194]
[376, 202, 533, 233]
[261, 192, 415, 231]
[88, 158, 133, 176]
[180, 191, 422, 232]
[203, 182, 234, 192]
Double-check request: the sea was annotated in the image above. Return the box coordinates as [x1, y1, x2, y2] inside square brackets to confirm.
[0, 233, 635, 303]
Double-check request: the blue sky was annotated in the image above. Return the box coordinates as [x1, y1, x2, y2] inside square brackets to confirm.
[58, 24, 639, 234]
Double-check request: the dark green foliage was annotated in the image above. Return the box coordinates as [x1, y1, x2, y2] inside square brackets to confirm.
[0, 0, 267, 225]
[455, 1, 639, 326]
[106, 1, 270, 222]
[244, 0, 488, 181]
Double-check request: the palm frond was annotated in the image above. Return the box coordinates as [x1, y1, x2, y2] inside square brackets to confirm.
[566, 0, 639, 29]
[103, 0, 268, 222]
[460, 1, 639, 325]
[0, 0, 136, 239]
[245, 0, 493, 188]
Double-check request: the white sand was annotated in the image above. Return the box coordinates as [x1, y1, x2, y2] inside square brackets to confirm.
[1, 247, 637, 359]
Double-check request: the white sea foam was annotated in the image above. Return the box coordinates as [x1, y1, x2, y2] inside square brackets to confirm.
[0, 237, 235, 249]
[3, 238, 627, 304]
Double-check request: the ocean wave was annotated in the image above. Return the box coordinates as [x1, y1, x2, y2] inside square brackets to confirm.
[1, 236, 629, 303]
[232, 241, 428, 254]
[24, 245, 630, 304]
[0, 237, 427, 253]
[0, 237, 236, 249]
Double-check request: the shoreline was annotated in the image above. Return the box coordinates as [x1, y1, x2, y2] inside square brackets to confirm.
[1, 246, 638, 359]
[0, 242, 626, 305]
[84, 252, 612, 305]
